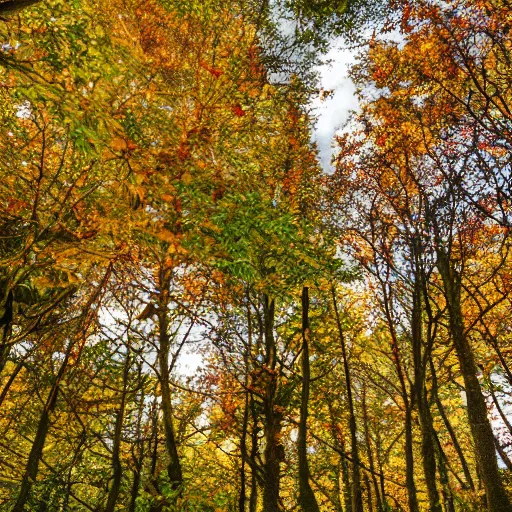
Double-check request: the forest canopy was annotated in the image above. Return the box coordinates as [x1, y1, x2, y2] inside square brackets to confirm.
[0, 0, 511, 511]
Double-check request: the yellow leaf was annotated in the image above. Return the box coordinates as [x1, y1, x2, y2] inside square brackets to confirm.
[111, 137, 127, 151]
[181, 172, 193, 184]
[156, 229, 175, 243]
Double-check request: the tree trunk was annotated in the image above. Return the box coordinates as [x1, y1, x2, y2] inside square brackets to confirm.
[297, 287, 321, 512]
[437, 250, 511, 512]
[262, 294, 282, 512]
[249, 397, 259, 512]
[157, 269, 183, 496]
[332, 285, 363, 512]
[380, 282, 419, 512]
[410, 241, 442, 512]
[13, 348, 71, 511]
[328, 402, 351, 512]
[436, 440, 456, 512]
[362, 386, 383, 512]
[0, 289, 13, 373]
[105, 350, 131, 512]
[239, 373, 250, 512]
[340, 436, 352, 512]
[431, 358, 475, 490]
[404, 405, 420, 512]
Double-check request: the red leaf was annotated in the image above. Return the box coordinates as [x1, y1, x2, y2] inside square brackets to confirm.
[232, 104, 245, 117]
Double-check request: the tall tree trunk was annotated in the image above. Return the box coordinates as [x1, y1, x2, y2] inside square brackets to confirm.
[436, 440, 456, 512]
[105, 350, 131, 512]
[417, 389, 442, 512]
[375, 430, 387, 511]
[410, 254, 442, 512]
[340, 436, 352, 512]
[129, 458, 142, 512]
[129, 364, 145, 512]
[332, 462, 344, 512]
[297, 287, 321, 512]
[239, 369, 250, 512]
[0, 289, 13, 373]
[362, 386, 383, 512]
[380, 281, 419, 512]
[328, 402, 351, 512]
[13, 347, 71, 511]
[249, 397, 259, 512]
[157, 268, 183, 496]
[404, 404, 420, 512]
[437, 250, 511, 512]
[262, 294, 282, 512]
[332, 285, 363, 512]
[364, 473, 374, 512]
[431, 358, 475, 490]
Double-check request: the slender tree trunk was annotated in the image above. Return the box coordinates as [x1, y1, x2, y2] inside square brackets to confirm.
[410, 242, 442, 512]
[362, 386, 383, 512]
[0, 357, 24, 407]
[375, 430, 387, 511]
[437, 251, 511, 512]
[147, 400, 162, 512]
[417, 389, 442, 512]
[436, 440, 456, 512]
[404, 404, 420, 512]
[249, 397, 259, 512]
[240, 293, 255, 512]
[239, 373, 250, 512]
[493, 436, 512, 471]
[332, 463, 344, 512]
[157, 268, 183, 496]
[332, 285, 363, 512]
[105, 350, 131, 512]
[262, 294, 282, 512]
[364, 473, 374, 512]
[328, 402, 351, 512]
[340, 437, 352, 512]
[431, 358, 475, 490]
[297, 287, 321, 512]
[13, 349, 71, 511]
[129, 365, 145, 512]
[129, 460, 142, 512]
[489, 380, 512, 436]
[487, 338, 512, 386]
[380, 282, 419, 512]
[0, 289, 13, 373]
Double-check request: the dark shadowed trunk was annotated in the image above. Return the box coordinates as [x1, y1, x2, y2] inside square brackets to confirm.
[105, 350, 131, 512]
[362, 386, 383, 512]
[332, 285, 363, 512]
[297, 287, 321, 512]
[430, 358, 475, 490]
[13, 345, 71, 511]
[157, 268, 183, 497]
[437, 249, 511, 512]
[410, 246, 442, 512]
[249, 396, 259, 512]
[262, 294, 282, 512]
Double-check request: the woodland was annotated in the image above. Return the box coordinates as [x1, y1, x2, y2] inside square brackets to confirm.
[0, 0, 511, 510]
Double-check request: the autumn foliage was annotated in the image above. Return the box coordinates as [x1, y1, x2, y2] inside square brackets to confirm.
[0, 0, 511, 511]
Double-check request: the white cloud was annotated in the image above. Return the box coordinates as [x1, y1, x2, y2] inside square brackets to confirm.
[311, 42, 359, 172]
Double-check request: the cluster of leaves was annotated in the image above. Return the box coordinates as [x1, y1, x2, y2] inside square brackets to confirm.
[1, 0, 512, 511]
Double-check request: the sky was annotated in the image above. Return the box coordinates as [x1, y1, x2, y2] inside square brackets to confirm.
[311, 41, 359, 173]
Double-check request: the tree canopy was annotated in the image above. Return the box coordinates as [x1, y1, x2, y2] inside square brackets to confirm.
[0, 0, 511, 511]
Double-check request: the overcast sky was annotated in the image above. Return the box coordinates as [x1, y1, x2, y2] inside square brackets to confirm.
[311, 42, 359, 173]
